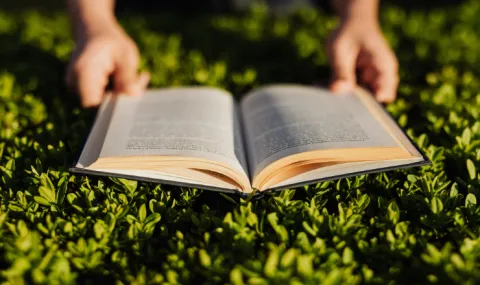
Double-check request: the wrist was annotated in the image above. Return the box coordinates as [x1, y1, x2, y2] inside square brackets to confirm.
[334, 0, 379, 28]
[340, 16, 380, 33]
[75, 18, 121, 41]
[68, 0, 119, 40]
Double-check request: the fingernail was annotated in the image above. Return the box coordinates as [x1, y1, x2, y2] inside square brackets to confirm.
[376, 94, 392, 103]
[126, 85, 141, 96]
[331, 81, 355, 93]
[82, 100, 99, 108]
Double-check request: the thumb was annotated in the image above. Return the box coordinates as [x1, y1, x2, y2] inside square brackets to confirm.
[329, 43, 358, 93]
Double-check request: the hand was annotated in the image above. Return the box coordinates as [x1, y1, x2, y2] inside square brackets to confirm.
[66, 23, 150, 107]
[327, 20, 399, 103]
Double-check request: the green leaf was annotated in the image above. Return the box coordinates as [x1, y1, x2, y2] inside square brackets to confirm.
[450, 254, 465, 269]
[111, 178, 137, 193]
[94, 222, 106, 239]
[267, 212, 289, 242]
[323, 268, 343, 285]
[64, 222, 73, 234]
[40, 173, 55, 192]
[34, 196, 51, 206]
[198, 249, 211, 267]
[462, 128, 472, 146]
[342, 247, 354, 264]
[247, 277, 266, 285]
[32, 268, 46, 283]
[467, 159, 476, 180]
[0, 212, 7, 227]
[8, 204, 24, 212]
[450, 183, 459, 198]
[423, 244, 442, 265]
[5, 158, 15, 171]
[220, 193, 238, 205]
[297, 255, 313, 278]
[0, 142, 4, 160]
[127, 225, 138, 239]
[387, 201, 400, 224]
[67, 193, 78, 205]
[105, 212, 117, 233]
[144, 213, 161, 226]
[2, 257, 30, 277]
[280, 248, 297, 268]
[430, 197, 444, 214]
[138, 204, 147, 222]
[38, 186, 55, 203]
[407, 175, 418, 183]
[466, 193, 477, 207]
[302, 221, 317, 236]
[56, 176, 68, 205]
[357, 194, 371, 211]
[230, 267, 244, 285]
[264, 248, 279, 277]
[125, 215, 138, 225]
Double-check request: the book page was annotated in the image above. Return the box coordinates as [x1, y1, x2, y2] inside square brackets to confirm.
[240, 85, 399, 178]
[270, 157, 425, 189]
[75, 94, 116, 168]
[98, 87, 249, 177]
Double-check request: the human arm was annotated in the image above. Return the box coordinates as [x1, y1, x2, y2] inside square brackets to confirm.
[66, 0, 149, 107]
[328, 0, 399, 102]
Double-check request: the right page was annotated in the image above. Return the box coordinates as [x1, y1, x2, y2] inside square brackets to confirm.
[240, 84, 425, 190]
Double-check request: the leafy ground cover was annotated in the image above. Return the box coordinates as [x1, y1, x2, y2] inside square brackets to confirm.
[1, 1, 480, 284]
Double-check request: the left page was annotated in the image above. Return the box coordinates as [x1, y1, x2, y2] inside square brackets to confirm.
[74, 87, 249, 185]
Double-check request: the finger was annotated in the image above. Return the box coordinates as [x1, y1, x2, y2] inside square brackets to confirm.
[77, 65, 111, 107]
[126, 71, 151, 97]
[329, 40, 359, 93]
[114, 52, 140, 96]
[372, 55, 399, 103]
[330, 80, 355, 94]
[373, 72, 399, 103]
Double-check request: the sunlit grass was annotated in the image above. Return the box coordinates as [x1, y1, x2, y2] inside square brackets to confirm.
[1, 2, 480, 283]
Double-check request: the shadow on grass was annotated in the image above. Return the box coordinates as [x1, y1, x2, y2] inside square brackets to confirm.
[137, 11, 331, 93]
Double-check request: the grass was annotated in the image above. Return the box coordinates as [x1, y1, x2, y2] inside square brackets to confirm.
[1, 1, 480, 284]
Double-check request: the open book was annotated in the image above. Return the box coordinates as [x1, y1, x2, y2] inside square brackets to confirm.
[71, 85, 429, 195]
